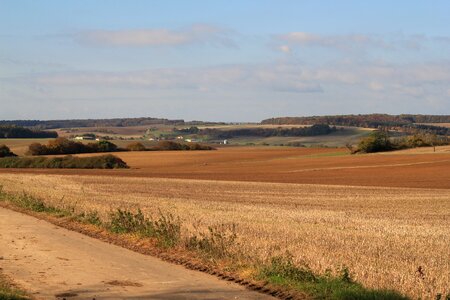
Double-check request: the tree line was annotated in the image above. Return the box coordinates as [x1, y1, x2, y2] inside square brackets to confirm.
[0, 118, 228, 130]
[0, 126, 58, 138]
[27, 138, 119, 155]
[261, 114, 450, 128]
[179, 124, 337, 139]
[352, 131, 450, 154]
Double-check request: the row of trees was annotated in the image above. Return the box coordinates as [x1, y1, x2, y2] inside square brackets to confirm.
[126, 141, 215, 151]
[28, 138, 118, 155]
[0, 117, 185, 129]
[261, 114, 450, 128]
[353, 131, 449, 153]
[0, 126, 58, 139]
[26, 138, 215, 156]
[186, 124, 337, 139]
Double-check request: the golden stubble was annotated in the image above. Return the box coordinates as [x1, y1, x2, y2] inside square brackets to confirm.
[0, 173, 448, 298]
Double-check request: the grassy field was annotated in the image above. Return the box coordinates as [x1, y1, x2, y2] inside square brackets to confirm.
[219, 127, 373, 147]
[0, 138, 54, 156]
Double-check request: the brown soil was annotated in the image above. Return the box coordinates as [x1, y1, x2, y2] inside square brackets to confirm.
[1, 146, 450, 188]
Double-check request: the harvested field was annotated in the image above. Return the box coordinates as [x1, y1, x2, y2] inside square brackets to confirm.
[0, 139, 53, 156]
[2, 146, 450, 188]
[0, 173, 448, 299]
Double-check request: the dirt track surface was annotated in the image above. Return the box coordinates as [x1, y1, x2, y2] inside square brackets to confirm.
[0, 207, 273, 300]
[1, 146, 450, 188]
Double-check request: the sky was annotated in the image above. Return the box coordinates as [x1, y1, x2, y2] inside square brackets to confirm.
[1, 1, 450, 122]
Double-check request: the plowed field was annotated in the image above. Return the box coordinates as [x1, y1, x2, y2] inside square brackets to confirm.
[2, 146, 450, 188]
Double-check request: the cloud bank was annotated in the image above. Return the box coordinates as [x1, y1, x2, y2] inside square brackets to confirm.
[75, 24, 235, 47]
[274, 32, 450, 51]
[21, 60, 450, 99]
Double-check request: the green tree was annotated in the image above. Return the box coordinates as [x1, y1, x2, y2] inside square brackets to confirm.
[0, 145, 17, 157]
[357, 131, 393, 153]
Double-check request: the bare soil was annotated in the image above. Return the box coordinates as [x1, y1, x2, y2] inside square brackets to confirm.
[1, 146, 450, 188]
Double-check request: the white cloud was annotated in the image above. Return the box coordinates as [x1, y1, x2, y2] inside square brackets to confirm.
[278, 45, 291, 53]
[16, 60, 450, 98]
[75, 24, 235, 47]
[273, 32, 450, 52]
[275, 32, 385, 50]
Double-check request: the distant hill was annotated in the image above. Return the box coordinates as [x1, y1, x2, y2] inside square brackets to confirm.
[0, 125, 58, 139]
[261, 114, 450, 128]
[0, 117, 186, 129]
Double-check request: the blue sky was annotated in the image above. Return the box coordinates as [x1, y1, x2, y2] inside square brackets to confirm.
[1, 1, 449, 121]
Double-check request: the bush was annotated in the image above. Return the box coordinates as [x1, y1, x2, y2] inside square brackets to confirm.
[356, 131, 393, 153]
[93, 140, 118, 152]
[151, 141, 215, 151]
[126, 142, 147, 151]
[27, 138, 120, 155]
[0, 145, 17, 158]
[355, 131, 450, 154]
[0, 154, 128, 169]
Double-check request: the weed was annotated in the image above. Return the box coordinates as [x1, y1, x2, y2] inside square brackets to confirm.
[76, 210, 103, 226]
[258, 253, 409, 299]
[0, 188, 69, 217]
[108, 208, 153, 235]
[260, 253, 316, 283]
[186, 223, 238, 259]
[107, 208, 181, 248]
[152, 210, 181, 248]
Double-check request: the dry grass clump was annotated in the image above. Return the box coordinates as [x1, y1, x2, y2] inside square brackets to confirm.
[0, 173, 448, 298]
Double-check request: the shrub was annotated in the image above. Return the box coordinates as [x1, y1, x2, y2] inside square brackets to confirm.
[93, 140, 118, 152]
[126, 142, 147, 151]
[27, 138, 120, 155]
[151, 141, 215, 151]
[0, 145, 16, 158]
[0, 154, 128, 169]
[356, 131, 393, 153]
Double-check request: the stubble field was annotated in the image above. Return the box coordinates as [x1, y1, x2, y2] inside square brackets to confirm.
[0, 146, 449, 298]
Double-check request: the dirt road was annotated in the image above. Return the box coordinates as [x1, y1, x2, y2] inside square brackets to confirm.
[0, 207, 273, 299]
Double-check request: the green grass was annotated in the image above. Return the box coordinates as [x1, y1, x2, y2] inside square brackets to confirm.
[259, 255, 409, 300]
[0, 274, 28, 300]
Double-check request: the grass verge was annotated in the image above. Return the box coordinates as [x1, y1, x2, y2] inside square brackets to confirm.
[0, 273, 29, 300]
[0, 154, 128, 169]
[0, 187, 410, 300]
